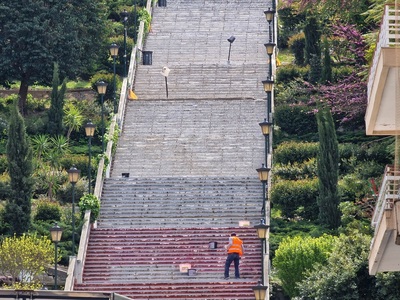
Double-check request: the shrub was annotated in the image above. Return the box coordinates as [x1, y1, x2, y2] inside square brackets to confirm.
[274, 158, 317, 180]
[57, 178, 87, 204]
[0, 155, 7, 173]
[276, 64, 309, 84]
[78, 193, 100, 223]
[90, 72, 116, 103]
[288, 32, 305, 66]
[339, 174, 371, 203]
[274, 141, 319, 165]
[34, 200, 62, 222]
[270, 178, 319, 220]
[274, 105, 318, 135]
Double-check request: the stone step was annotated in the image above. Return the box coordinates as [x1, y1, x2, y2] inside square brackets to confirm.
[74, 281, 260, 300]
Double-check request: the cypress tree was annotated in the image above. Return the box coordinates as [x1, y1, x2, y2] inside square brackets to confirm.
[47, 63, 67, 135]
[321, 38, 333, 84]
[316, 105, 340, 229]
[304, 16, 321, 65]
[4, 99, 34, 235]
[308, 53, 322, 85]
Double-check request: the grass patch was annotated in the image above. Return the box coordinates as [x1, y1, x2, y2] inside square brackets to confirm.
[277, 48, 294, 65]
[66, 80, 91, 89]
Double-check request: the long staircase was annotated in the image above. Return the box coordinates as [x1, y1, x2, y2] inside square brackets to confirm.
[74, 0, 270, 299]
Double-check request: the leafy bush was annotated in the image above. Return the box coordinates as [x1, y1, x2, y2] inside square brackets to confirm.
[0, 155, 7, 173]
[34, 200, 62, 222]
[273, 234, 335, 298]
[270, 178, 319, 220]
[57, 178, 87, 204]
[59, 154, 91, 179]
[276, 64, 309, 84]
[274, 105, 318, 135]
[274, 158, 317, 180]
[78, 193, 100, 223]
[89, 72, 116, 103]
[274, 141, 319, 165]
[288, 32, 305, 65]
[274, 79, 311, 105]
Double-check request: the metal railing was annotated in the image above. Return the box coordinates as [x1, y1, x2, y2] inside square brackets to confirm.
[371, 165, 400, 238]
[368, 4, 400, 101]
[64, 0, 154, 290]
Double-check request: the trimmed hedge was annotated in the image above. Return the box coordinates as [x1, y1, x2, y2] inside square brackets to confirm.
[274, 105, 318, 136]
[270, 178, 319, 220]
[274, 141, 319, 165]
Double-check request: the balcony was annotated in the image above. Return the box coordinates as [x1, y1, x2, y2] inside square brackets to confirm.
[366, 4, 400, 135]
[369, 165, 400, 275]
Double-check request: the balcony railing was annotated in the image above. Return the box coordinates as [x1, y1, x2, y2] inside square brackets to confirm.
[371, 165, 400, 239]
[368, 4, 400, 100]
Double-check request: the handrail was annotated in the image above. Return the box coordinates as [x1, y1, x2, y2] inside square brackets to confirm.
[64, 0, 154, 290]
[371, 165, 400, 239]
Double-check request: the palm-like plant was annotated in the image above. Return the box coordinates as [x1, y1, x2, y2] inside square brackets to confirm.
[63, 103, 84, 140]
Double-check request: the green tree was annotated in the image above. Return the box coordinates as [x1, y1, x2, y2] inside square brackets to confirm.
[304, 16, 321, 65]
[308, 53, 322, 84]
[0, 233, 54, 289]
[316, 106, 341, 229]
[298, 232, 374, 299]
[273, 234, 335, 298]
[4, 100, 34, 235]
[0, 1, 107, 114]
[47, 63, 67, 135]
[321, 37, 332, 83]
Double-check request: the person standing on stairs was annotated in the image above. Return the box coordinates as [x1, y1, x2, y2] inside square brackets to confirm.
[224, 232, 244, 279]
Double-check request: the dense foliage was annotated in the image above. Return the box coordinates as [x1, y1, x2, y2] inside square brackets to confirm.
[0, 1, 108, 114]
[4, 100, 33, 235]
[271, 0, 397, 298]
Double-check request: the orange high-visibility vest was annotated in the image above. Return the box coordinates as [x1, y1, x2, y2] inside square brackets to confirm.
[228, 236, 243, 256]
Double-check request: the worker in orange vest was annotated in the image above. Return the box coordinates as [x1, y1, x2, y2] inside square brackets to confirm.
[224, 233, 244, 279]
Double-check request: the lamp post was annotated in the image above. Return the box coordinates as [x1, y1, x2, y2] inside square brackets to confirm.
[68, 166, 80, 254]
[84, 121, 96, 194]
[259, 119, 273, 165]
[96, 80, 108, 153]
[121, 9, 129, 78]
[255, 220, 269, 284]
[264, 42, 276, 78]
[50, 223, 63, 290]
[161, 66, 171, 98]
[133, 0, 137, 41]
[252, 280, 268, 300]
[262, 78, 274, 120]
[264, 8, 275, 43]
[109, 43, 119, 114]
[227, 36, 236, 64]
[256, 163, 270, 217]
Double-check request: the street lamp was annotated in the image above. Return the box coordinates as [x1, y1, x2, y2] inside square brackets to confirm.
[252, 280, 268, 300]
[50, 223, 63, 290]
[264, 42, 276, 78]
[96, 80, 108, 153]
[68, 166, 80, 254]
[264, 8, 275, 42]
[256, 163, 270, 217]
[161, 66, 171, 98]
[259, 118, 273, 165]
[109, 43, 119, 114]
[121, 9, 129, 77]
[84, 120, 96, 194]
[262, 78, 274, 119]
[255, 220, 269, 284]
[227, 36, 236, 64]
